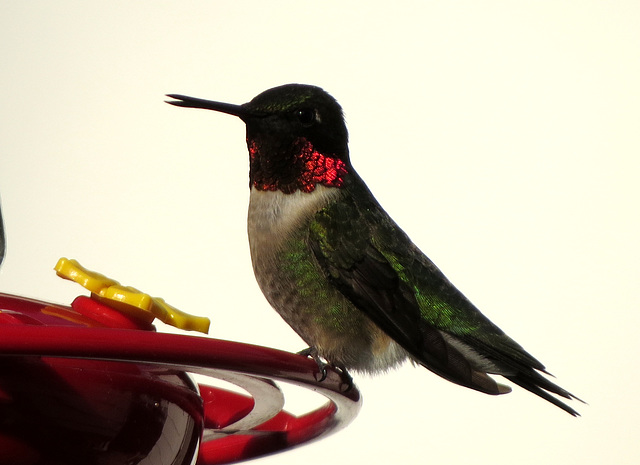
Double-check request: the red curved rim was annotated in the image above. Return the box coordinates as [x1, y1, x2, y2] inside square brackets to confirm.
[0, 324, 361, 464]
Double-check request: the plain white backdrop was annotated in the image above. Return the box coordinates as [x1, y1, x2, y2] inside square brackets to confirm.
[1, 2, 639, 464]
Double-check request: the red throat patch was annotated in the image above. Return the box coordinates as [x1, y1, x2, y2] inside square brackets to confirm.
[248, 137, 347, 193]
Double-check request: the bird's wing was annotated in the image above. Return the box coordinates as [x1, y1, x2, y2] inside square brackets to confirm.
[309, 182, 580, 415]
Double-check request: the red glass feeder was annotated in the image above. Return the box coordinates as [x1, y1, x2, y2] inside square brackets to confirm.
[0, 293, 361, 464]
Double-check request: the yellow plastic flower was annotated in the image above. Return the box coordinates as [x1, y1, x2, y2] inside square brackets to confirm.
[55, 257, 210, 333]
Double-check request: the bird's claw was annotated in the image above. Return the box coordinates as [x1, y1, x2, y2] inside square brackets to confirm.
[297, 347, 354, 390]
[298, 347, 329, 381]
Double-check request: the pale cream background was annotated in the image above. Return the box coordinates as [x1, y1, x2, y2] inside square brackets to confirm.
[1, 2, 639, 464]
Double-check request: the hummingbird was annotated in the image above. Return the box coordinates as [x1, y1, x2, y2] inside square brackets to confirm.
[167, 84, 581, 416]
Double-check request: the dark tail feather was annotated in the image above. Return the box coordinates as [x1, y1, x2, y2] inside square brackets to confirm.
[505, 370, 584, 416]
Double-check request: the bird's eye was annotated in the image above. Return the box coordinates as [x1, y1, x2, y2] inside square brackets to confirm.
[295, 108, 317, 127]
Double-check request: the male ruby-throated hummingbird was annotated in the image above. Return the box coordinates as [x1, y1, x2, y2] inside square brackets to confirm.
[167, 84, 581, 416]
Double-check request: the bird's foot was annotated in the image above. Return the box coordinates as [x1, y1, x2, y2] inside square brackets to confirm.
[298, 347, 329, 381]
[333, 363, 354, 392]
[297, 347, 354, 390]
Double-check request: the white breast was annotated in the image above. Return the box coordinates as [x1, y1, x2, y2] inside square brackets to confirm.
[247, 185, 340, 255]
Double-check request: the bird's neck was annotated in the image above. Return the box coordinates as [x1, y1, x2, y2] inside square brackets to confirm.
[248, 136, 349, 194]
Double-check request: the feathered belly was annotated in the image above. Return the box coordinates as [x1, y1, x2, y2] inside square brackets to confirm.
[247, 187, 407, 372]
[252, 236, 407, 372]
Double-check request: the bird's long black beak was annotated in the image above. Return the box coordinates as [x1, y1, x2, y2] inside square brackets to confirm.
[165, 94, 248, 119]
